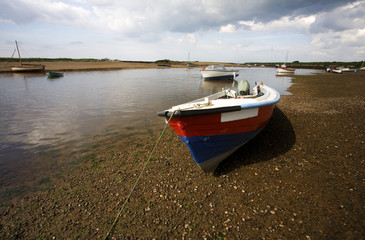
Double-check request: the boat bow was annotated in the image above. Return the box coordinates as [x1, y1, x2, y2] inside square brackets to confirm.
[158, 82, 280, 172]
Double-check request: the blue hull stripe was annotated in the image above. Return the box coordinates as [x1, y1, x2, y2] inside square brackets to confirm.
[240, 88, 280, 110]
[203, 75, 236, 80]
[179, 129, 262, 165]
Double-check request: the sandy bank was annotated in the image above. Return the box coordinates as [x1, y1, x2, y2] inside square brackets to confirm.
[0, 61, 242, 72]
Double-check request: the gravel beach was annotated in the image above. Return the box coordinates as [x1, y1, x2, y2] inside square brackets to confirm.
[0, 70, 364, 239]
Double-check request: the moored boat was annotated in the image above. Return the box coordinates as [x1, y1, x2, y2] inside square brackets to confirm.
[333, 67, 360, 73]
[201, 65, 239, 80]
[10, 41, 45, 73]
[342, 68, 360, 72]
[276, 64, 295, 74]
[331, 68, 342, 74]
[276, 51, 295, 74]
[157, 80, 280, 172]
[46, 71, 64, 78]
[11, 64, 45, 72]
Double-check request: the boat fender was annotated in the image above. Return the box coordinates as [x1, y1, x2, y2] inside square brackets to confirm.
[156, 110, 182, 118]
[238, 80, 250, 96]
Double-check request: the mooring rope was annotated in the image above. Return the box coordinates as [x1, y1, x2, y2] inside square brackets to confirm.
[104, 112, 175, 240]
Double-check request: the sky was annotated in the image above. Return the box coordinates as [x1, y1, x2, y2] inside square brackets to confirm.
[0, 0, 364, 63]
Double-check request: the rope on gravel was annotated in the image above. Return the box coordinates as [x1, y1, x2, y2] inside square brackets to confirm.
[104, 111, 175, 240]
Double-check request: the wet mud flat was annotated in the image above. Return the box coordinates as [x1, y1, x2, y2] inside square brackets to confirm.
[1, 71, 364, 239]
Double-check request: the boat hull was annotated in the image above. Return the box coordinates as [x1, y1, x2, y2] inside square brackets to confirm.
[166, 104, 276, 172]
[11, 65, 45, 72]
[201, 70, 239, 80]
[46, 71, 64, 78]
[332, 69, 342, 74]
[276, 67, 295, 73]
[344, 69, 360, 72]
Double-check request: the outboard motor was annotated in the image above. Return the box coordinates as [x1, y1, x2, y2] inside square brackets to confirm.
[238, 79, 250, 96]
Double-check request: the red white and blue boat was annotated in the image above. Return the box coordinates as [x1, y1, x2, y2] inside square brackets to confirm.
[158, 81, 280, 172]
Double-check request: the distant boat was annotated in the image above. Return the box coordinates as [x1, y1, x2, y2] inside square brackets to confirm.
[10, 41, 45, 73]
[331, 68, 342, 74]
[186, 52, 195, 67]
[341, 67, 360, 72]
[201, 65, 239, 80]
[276, 51, 295, 74]
[345, 69, 360, 72]
[276, 64, 295, 74]
[46, 71, 64, 78]
[11, 64, 45, 72]
[157, 80, 280, 172]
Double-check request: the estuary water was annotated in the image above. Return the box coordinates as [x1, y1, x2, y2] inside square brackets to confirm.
[0, 67, 321, 203]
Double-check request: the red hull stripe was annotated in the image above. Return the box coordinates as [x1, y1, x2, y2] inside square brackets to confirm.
[168, 105, 275, 138]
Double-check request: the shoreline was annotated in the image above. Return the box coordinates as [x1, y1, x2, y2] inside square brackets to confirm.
[0, 71, 364, 239]
[0, 61, 242, 72]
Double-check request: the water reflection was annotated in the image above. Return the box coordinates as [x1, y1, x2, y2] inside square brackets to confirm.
[200, 79, 237, 93]
[0, 67, 321, 205]
[1, 67, 321, 165]
[276, 72, 295, 76]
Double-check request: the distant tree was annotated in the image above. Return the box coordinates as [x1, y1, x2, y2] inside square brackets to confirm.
[155, 59, 171, 63]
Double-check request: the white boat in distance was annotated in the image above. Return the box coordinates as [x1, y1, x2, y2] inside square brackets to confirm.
[276, 64, 295, 74]
[10, 41, 45, 73]
[201, 65, 239, 80]
[276, 51, 295, 74]
[331, 68, 342, 74]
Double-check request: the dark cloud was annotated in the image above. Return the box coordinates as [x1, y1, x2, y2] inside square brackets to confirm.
[0, 0, 90, 26]
[309, 1, 365, 33]
[1, 0, 362, 35]
[155, 0, 360, 33]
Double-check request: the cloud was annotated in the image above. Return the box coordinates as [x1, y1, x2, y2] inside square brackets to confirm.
[219, 24, 237, 33]
[219, 15, 316, 34]
[0, 0, 92, 25]
[307, 1, 365, 59]
[0, 0, 364, 61]
[1, 0, 358, 33]
[309, 0, 365, 33]
[185, 34, 197, 44]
